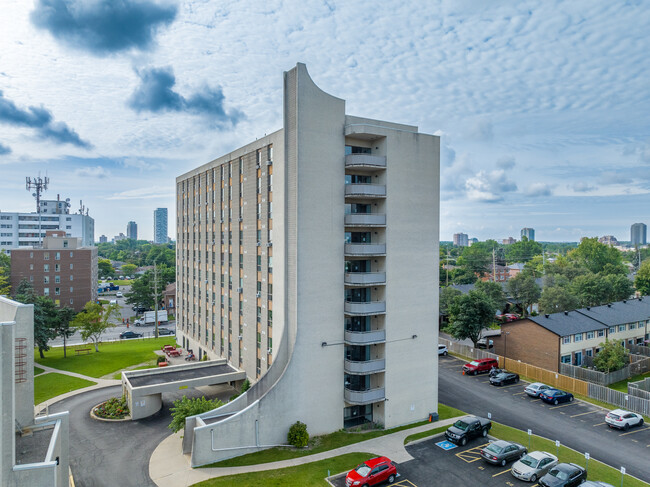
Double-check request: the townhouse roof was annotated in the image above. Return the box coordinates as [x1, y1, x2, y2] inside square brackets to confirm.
[528, 310, 607, 337]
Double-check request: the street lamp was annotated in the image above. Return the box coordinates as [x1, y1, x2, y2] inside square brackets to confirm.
[504, 331, 510, 368]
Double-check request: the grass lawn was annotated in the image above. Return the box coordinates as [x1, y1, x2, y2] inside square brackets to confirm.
[34, 366, 45, 376]
[491, 422, 648, 486]
[34, 373, 97, 404]
[609, 371, 650, 393]
[192, 452, 373, 487]
[201, 404, 466, 468]
[403, 425, 449, 444]
[35, 338, 177, 378]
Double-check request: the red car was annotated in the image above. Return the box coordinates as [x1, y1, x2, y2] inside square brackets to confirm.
[462, 358, 499, 375]
[345, 456, 397, 486]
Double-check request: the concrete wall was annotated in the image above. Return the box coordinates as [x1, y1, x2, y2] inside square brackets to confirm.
[492, 319, 560, 371]
[1, 320, 15, 487]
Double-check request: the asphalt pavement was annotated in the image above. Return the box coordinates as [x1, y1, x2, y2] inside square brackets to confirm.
[439, 354, 650, 483]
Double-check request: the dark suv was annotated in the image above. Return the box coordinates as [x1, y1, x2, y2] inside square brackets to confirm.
[539, 463, 587, 487]
[445, 416, 492, 446]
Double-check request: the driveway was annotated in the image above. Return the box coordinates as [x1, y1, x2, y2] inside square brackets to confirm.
[50, 384, 235, 487]
[439, 354, 650, 482]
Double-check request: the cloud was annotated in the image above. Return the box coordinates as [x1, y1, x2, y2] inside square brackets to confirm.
[31, 0, 177, 56]
[0, 91, 91, 148]
[496, 156, 516, 170]
[107, 186, 173, 200]
[128, 66, 244, 125]
[0, 143, 11, 155]
[527, 183, 553, 197]
[468, 118, 494, 142]
[571, 182, 596, 192]
[122, 157, 161, 171]
[465, 169, 517, 202]
[74, 166, 109, 178]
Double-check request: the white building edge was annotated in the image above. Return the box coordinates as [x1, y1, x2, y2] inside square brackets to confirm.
[179, 63, 439, 466]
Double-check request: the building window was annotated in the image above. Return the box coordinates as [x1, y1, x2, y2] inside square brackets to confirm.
[629, 322, 636, 330]
[70, 287, 73, 293]
[44, 276, 49, 284]
[598, 330, 605, 337]
[55, 252, 60, 260]
[70, 299, 73, 304]
[586, 349, 593, 357]
[55, 264, 60, 272]
[560, 355, 571, 364]
[609, 327, 616, 334]
[70, 252, 73, 257]
[29, 264, 33, 270]
[44, 252, 49, 260]
[55, 275, 60, 283]
[70, 263, 73, 269]
[70, 275, 73, 281]
[562, 336, 571, 345]
[63, 240, 68, 248]
[55, 287, 60, 295]
[586, 331, 594, 340]
[44, 287, 49, 296]
[618, 324, 626, 332]
[29, 276, 34, 282]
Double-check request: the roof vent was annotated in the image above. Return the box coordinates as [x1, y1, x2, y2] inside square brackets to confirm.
[623, 300, 627, 303]
[545, 314, 549, 318]
[586, 307, 590, 310]
[639, 297, 643, 301]
[607, 304, 612, 307]
[564, 311, 568, 315]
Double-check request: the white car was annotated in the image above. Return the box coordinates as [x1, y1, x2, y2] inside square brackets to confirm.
[511, 451, 558, 483]
[605, 409, 644, 430]
[524, 382, 552, 398]
[116, 291, 123, 298]
[438, 344, 448, 356]
[109, 299, 117, 305]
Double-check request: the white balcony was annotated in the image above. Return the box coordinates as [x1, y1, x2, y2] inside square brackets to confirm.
[344, 272, 386, 286]
[344, 387, 386, 405]
[345, 154, 386, 169]
[345, 184, 386, 198]
[344, 214, 386, 227]
[344, 243, 386, 256]
[344, 359, 386, 375]
[344, 301, 386, 315]
[344, 329, 386, 345]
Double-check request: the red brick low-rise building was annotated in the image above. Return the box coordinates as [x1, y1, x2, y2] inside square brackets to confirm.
[10, 231, 98, 312]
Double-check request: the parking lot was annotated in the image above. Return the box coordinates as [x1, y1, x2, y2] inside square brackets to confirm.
[439, 354, 650, 482]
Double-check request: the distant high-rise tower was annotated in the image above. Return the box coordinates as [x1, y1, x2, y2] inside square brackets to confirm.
[631, 223, 647, 246]
[453, 233, 469, 247]
[127, 221, 138, 240]
[154, 208, 168, 244]
[99, 235, 108, 243]
[521, 228, 535, 241]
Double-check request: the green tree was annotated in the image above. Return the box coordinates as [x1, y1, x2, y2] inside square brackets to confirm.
[457, 243, 492, 277]
[13, 280, 58, 358]
[568, 237, 624, 275]
[505, 236, 542, 264]
[634, 259, 650, 295]
[439, 287, 462, 316]
[72, 302, 120, 352]
[14, 278, 36, 303]
[52, 307, 77, 358]
[121, 263, 137, 276]
[98, 258, 115, 277]
[602, 273, 634, 303]
[474, 280, 506, 313]
[570, 274, 609, 308]
[125, 266, 175, 309]
[0, 252, 10, 295]
[506, 273, 541, 317]
[539, 285, 580, 314]
[593, 339, 628, 373]
[287, 421, 309, 447]
[447, 290, 495, 347]
[168, 396, 224, 432]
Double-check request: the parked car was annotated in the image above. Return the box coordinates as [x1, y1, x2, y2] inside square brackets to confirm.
[477, 337, 494, 349]
[480, 440, 527, 466]
[582, 482, 614, 487]
[157, 328, 175, 336]
[119, 331, 143, 339]
[462, 358, 498, 375]
[132, 305, 148, 313]
[116, 291, 123, 298]
[538, 463, 587, 487]
[345, 456, 397, 486]
[109, 299, 117, 305]
[438, 344, 448, 356]
[489, 372, 520, 386]
[605, 409, 644, 430]
[524, 382, 553, 398]
[539, 389, 574, 405]
[511, 451, 558, 482]
[445, 416, 491, 446]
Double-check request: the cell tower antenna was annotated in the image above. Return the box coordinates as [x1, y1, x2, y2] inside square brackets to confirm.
[25, 176, 49, 247]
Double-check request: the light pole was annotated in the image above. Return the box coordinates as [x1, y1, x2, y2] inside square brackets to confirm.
[504, 331, 510, 369]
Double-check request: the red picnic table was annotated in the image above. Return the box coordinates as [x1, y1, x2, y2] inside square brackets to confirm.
[167, 349, 182, 357]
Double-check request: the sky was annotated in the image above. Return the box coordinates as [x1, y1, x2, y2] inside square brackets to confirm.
[1, 1, 649, 242]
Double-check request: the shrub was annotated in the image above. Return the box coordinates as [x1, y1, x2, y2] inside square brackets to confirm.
[156, 355, 167, 364]
[241, 378, 251, 393]
[168, 396, 224, 432]
[287, 421, 309, 448]
[94, 396, 129, 419]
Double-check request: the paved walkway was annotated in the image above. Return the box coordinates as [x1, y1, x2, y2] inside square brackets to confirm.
[149, 416, 461, 487]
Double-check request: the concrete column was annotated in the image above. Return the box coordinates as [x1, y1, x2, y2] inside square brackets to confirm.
[0, 321, 16, 487]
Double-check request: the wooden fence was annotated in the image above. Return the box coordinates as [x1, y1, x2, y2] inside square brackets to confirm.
[629, 355, 650, 375]
[438, 338, 499, 362]
[627, 343, 650, 357]
[507, 360, 589, 396]
[588, 383, 650, 417]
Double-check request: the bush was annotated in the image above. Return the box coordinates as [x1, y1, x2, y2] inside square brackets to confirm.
[287, 421, 309, 448]
[241, 378, 251, 393]
[156, 355, 167, 364]
[168, 396, 224, 432]
[94, 396, 129, 419]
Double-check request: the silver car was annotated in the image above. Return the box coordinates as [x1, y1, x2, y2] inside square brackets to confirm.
[524, 382, 552, 398]
[511, 451, 558, 482]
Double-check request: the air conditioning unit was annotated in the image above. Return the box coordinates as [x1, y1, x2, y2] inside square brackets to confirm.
[266, 160, 272, 166]
[267, 348, 272, 354]
[238, 217, 243, 222]
[256, 292, 261, 298]
[256, 242, 261, 247]
[266, 242, 272, 247]
[256, 163, 261, 169]
[238, 335, 243, 340]
[236, 287, 243, 293]
[220, 219, 223, 223]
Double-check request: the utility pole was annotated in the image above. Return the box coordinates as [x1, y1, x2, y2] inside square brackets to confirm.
[154, 260, 159, 339]
[446, 250, 450, 286]
[492, 248, 497, 282]
[26, 176, 49, 248]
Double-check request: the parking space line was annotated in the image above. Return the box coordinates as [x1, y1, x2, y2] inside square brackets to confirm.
[593, 422, 606, 427]
[492, 468, 512, 477]
[496, 383, 522, 389]
[513, 391, 527, 395]
[571, 410, 601, 418]
[549, 403, 576, 410]
[394, 480, 417, 487]
[455, 444, 488, 463]
[619, 426, 650, 437]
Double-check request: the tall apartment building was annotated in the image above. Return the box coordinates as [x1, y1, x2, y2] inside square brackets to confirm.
[127, 221, 138, 240]
[502, 237, 516, 245]
[631, 223, 647, 246]
[99, 235, 108, 243]
[178, 64, 439, 466]
[10, 231, 98, 312]
[154, 208, 168, 244]
[521, 227, 535, 241]
[453, 232, 469, 247]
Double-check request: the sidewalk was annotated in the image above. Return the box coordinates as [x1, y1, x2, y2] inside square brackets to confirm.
[33, 363, 121, 416]
[149, 416, 461, 487]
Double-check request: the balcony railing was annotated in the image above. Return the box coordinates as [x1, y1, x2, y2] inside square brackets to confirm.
[345, 154, 386, 169]
[344, 272, 386, 286]
[344, 387, 385, 405]
[344, 243, 386, 256]
[344, 301, 386, 315]
[345, 184, 386, 198]
[344, 329, 386, 345]
[344, 358, 386, 375]
[344, 214, 386, 227]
